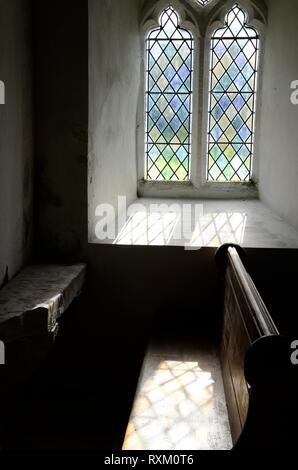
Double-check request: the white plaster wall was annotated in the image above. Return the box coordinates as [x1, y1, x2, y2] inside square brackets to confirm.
[88, 0, 141, 242]
[0, 0, 33, 284]
[258, 0, 298, 230]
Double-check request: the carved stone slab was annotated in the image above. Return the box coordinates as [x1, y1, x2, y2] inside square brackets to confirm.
[0, 264, 86, 343]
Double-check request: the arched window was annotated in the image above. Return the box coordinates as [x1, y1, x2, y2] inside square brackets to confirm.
[145, 6, 194, 181]
[207, 4, 260, 182]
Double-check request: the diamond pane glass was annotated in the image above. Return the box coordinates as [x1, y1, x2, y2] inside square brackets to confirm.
[145, 6, 194, 181]
[207, 4, 259, 182]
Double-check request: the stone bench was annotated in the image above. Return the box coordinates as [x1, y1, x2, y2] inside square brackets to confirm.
[0, 263, 86, 344]
[0, 263, 86, 446]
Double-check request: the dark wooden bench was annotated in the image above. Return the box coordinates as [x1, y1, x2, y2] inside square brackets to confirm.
[216, 245, 298, 449]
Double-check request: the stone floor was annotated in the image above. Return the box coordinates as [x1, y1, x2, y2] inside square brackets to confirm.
[95, 198, 298, 248]
[122, 342, 232, 450]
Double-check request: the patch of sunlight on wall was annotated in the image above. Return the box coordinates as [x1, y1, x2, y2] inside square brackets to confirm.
[114, 211, 180, 246]
[114, 209, 246, 247]
[189, 212, 247, 248]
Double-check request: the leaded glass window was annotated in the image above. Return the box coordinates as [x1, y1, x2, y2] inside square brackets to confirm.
[145, 6, 194, 181]
[207, 4, 259, 182]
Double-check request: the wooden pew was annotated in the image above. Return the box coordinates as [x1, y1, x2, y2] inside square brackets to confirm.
[216, 244, 298, 449]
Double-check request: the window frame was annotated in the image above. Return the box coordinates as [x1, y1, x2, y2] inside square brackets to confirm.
[201, 0, 266, 193]
[137, 0, 200, 196]
[137, 0, 267, 198]
[144, 6, 195, 182]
